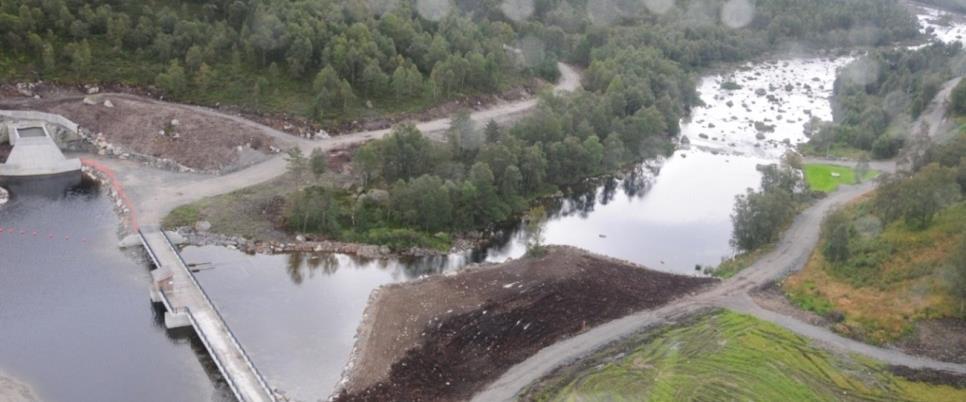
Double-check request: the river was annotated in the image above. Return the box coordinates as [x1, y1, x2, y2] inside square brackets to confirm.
[2, 4, 963, 402]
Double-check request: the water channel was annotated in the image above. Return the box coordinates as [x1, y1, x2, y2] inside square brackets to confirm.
[2, 4, 963, 402]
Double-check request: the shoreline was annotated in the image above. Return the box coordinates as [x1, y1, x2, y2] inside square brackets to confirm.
[0, 372, 40, 402]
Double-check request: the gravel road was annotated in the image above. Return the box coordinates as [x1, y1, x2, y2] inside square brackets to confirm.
[83, 63, 581, 224]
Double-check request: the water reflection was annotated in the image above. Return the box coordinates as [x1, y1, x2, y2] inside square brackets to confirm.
[185, 246, 468, 400]
[179, 29, 952, 402]
[0, 175, 229, 402]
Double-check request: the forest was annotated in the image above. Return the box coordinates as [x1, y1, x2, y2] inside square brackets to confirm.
[0, 0, 920, 124]
[0, 0, 550, 123]
[811, 42, 964, 159]
[270, 0, 922, 248]
[0, 0, 930, 248]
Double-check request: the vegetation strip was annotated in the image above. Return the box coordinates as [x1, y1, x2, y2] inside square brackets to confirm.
[522, 310, 966, 402]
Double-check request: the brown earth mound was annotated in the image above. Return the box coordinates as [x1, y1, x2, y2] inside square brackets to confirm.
[337, 246, 716, 402]
[1, 95, 275, 172]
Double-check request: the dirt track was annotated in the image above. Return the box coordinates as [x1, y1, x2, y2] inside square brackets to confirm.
[65, 63, 581, 224]
[0, 93, 276, 172]
[471, 75, 966, 402]
[336, 246, 714, 402]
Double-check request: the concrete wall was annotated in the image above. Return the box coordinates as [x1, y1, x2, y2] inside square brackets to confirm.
[0, 110, 87, 151]
[0, 110, 78, 132]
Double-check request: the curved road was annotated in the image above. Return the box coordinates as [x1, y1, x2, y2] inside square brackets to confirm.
[474, 176, 966, 402]
[83, 63, 581, 224]
[6, 62, 962, 399]
[472, 76, 966, 401]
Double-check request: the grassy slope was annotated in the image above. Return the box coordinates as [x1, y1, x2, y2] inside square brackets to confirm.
[527, 311, 966, 402]
[804, 163, 878, 192]
[785, 200, 966, 343]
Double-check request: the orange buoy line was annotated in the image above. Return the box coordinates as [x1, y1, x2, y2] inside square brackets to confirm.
[0, 227, 88, 243]
[80, 159, 139, 232]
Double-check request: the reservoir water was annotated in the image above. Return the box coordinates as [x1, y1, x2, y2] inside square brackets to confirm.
[2, 4, 963, 401]
[0, 177, 231, 402]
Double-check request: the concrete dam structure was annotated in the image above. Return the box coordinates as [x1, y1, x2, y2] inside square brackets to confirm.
[140, 226, 276, 402]
[0, 121, 81, 179]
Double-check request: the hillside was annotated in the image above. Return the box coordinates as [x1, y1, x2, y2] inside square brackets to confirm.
[785, 133, 966, 356]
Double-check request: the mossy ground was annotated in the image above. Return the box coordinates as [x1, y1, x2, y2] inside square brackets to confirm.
[524, 311, 966, 402]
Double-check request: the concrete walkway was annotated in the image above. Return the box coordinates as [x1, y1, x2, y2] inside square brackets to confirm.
[141, 226, 274, 402]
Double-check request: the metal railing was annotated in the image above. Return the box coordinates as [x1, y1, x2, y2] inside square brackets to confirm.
[155, 284, 247, 402]
[139, 230, 161, 269]
[156, 229, 276, 402]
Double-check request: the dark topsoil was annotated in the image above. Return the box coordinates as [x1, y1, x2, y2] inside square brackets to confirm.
[336, 246, 716, 402]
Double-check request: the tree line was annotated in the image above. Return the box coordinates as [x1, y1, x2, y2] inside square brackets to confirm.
[812, 43, 963, 159]
[275, 0, 924, 248]
[0, 0, 555, 120]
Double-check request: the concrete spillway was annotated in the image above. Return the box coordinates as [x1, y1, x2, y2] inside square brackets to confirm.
[140, 226, 276, 402]
[0, 122, 81, 178]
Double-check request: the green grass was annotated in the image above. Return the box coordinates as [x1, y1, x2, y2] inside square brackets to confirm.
[712, 245, 774, 279]
[804, 163, 877, 193]
[524, 311, 966, 402]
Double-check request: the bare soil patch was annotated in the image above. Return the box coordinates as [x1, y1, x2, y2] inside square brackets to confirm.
[0, 94, 275, 172]
[889, 365, 966, 388]
[755, 282, 966, 364]
[894, 319, 966, 364]
[337, 246, 716, 402]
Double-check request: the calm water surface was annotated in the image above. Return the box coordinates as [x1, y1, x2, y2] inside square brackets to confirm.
[186, 54, 852, 400]
[5, 6, 962, 402]
[0, 177, 231, 402]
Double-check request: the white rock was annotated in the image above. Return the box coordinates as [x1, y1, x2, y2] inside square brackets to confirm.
[164, 231, 187, 245]
[82, 96, 97, 105]
[170, 119, 180, 127]
[195, 220, 212, 232]
[117, 234, 142, 248]
[87, 86, 100, 94]
[103, 99, 114, 108]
